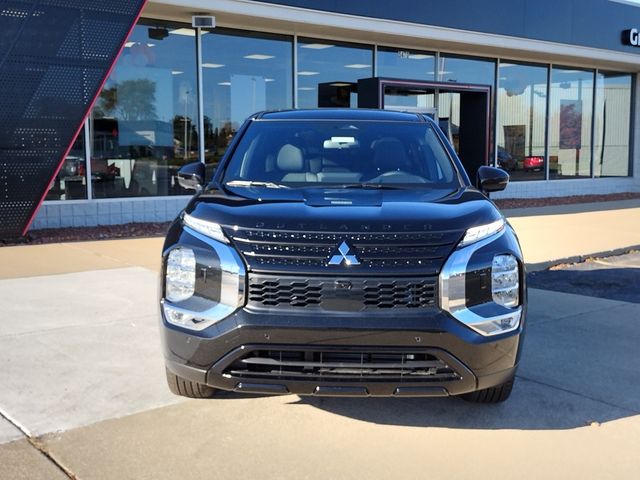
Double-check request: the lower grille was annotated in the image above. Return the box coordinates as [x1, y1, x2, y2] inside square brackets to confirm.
[224, 349, 461, 383]
[248, 275, 437, 311]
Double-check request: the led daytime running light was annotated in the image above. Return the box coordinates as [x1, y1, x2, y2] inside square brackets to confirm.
[459, 218, 505, 247]
[183, 213, 228, 243]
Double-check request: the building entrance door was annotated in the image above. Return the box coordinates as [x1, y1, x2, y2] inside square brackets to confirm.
[357, 78, 491, 180]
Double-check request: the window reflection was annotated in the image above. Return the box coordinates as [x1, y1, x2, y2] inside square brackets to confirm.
[89, 22, 198, 198]
[497, 62, 548, 181]
[378, 47, 436, 112]
[438, 55, 495, 85]
[201, 29, 292, 172]
[73, 18, 633, 205]
[297, 38, 372, 109]
[45, 126, 87, 200]
[594, 72, 632, 177]
[549, 68, 594, 179]
[377, 47, 435, 81]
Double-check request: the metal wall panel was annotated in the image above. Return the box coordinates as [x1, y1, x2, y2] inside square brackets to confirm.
[256, 0, 640, 55]
[0, 0, 146, 239]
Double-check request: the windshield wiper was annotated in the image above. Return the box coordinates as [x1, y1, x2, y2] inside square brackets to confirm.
[338, 183, 405, 190]
[225, 180, 290, 189]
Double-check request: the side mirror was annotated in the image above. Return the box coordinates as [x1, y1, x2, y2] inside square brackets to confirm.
[177, 162, 205, 191]
[476, 166, 509, 194]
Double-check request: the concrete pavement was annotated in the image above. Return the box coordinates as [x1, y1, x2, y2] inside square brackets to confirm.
[0, 440, 68, 480]
[1, 199, 640, 479]
[0, 267, 180, 437]
[1, 273, 639, 479]
[0, 417, 21, 445]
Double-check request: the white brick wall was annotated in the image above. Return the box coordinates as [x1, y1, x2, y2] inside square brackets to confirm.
[493, 177, 640, 199]
[32, 197, 191, 230]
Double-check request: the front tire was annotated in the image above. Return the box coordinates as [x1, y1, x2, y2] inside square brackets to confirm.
[165, 367, 217, 398]
[461, 376, 515, 403]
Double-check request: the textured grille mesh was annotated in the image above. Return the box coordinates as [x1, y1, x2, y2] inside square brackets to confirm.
[249, 280, 322, 307]
[248, 275, 437, 311]
[0, 0, 146, 238]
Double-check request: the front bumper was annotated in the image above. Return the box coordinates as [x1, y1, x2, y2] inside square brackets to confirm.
[162, 307, 524, 397]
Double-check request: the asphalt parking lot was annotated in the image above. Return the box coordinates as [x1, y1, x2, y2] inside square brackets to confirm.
[1, 201, 640, 479]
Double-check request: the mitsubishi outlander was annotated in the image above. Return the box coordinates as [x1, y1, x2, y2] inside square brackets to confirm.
[160, 109, 525, 403]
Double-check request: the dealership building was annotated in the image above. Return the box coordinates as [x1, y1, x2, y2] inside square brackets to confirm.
[24, 0, 640, 229]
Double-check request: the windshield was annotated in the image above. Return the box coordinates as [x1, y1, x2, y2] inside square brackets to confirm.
[222, 120, 461, 189]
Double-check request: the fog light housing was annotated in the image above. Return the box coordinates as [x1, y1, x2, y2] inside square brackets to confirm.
[492, 254, 519, 307]
[467, 309, 522, 336]
[165, 248, 196, 302]
[163, 305, 195, 327]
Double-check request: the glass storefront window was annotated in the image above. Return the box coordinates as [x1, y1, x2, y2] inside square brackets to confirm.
[497, 62, 548, 181]
[297, 38, 372, 109]
[90, 21, 198, 198]
[594, 72, 632, 177]
[45, 126, 87, 200]
[377, 47, 435, 81]
[549, 68, 594, 179]
[438, 54, 495, 86]
[201, 29, 292, 170]
[377, 47, 436, 112]
[80, 17, 634, 203]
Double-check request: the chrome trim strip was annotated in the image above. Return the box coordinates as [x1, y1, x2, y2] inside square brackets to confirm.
[451, 307, 522, 336]
[162, 300, 238, 332]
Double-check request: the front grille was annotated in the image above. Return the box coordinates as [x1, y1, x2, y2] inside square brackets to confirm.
[225, 227, 463, 275]
[250, 279, 322, 307]
[248, 275, 437, 311]
[225, 348, 461, 383]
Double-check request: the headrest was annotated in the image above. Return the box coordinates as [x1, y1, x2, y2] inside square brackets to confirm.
[372, 138, 410, 172]
[277, 144, 304, 172]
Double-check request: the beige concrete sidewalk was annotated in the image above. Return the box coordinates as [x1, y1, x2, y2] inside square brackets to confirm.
[506, 199, 640, 267]
[0, 199, 638, 279]
[0, 237, 163, 279]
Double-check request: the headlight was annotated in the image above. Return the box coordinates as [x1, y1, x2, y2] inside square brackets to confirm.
[165, 248, 196, 302]
[162, 224, 245, 331]
[492, 254, 519, 307]
[439, 225, 522, 336]
[458, 218, 505, 247]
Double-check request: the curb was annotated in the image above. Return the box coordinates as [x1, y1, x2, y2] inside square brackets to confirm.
[525, 245, 640, 272]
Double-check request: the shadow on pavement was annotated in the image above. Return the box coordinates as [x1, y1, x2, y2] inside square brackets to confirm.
[287, 374, 638, 431]
[528, 268, 640, 303]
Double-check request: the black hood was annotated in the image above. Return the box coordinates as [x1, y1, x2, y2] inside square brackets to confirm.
[186, 186, 501, 276]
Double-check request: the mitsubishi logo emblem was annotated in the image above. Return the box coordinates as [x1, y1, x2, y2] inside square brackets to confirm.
[328, 241, 360, 266]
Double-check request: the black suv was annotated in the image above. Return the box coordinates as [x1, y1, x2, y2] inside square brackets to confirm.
[160, 109, 525, 403]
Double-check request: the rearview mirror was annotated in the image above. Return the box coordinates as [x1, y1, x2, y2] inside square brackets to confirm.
[476, 166, 509, 194]
[177, 162, 205, 191]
